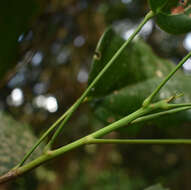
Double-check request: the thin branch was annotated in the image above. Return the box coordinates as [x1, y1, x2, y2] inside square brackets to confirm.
[132, 106, 191, 124]
[45, 10, 155, 150]
[17, 103, 76, 167]
[87, 138, 191, 145]
[143, 51, 191, 107]
[1, 100, 191, 183]
[17, 10, 155, 166]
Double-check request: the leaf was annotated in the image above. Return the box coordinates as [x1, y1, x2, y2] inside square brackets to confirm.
[0, 113, 42, 175]
[0, 0, 43, 80]
[148, 0, 167, 13]
[149, 0, 191, 34]
[93, 75, 191, 126]
[144, 183, 169, 190]
[89, 28, 190, 129]
[88, 28, 175, 97]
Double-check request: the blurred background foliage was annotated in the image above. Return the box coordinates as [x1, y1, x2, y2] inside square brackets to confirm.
[1, 0, 191, 189]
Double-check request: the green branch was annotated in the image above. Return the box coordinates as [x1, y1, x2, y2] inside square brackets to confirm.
[1, 99, 191, 183]
[132, 106, 191, 124]
[17, 10, 155, 167]
[17, 103, 76, 168]
[0, 98, 163, 183]
[87, 138, 191, 145]
[143, 51, 191, 107]
[44, 10, 155, 150]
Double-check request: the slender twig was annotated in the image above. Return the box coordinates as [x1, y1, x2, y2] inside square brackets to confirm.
[143, 51, 191, 107]
[1, 100, 191, 183]
[167, 103, 191, 109]
[44, 10, 155, 150]
[17, 11, 155, 164]
[87, 138, 191, 145]
[0, 99, 166, 183]
[132, 106, 191, 124]
[17, 103, 76, 167]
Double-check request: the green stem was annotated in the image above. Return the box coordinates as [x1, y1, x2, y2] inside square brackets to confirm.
[132, 106, 191, 124]
[87, 138, 191, 145]
[45, 10, 155, 150]
[0, 136, 87, 184]
[16, 10, 155, 166]
[167, 103, 191, 109]
[33, 101, 164, 166]
[90, 108, 149, 139]
[143, 51, 191, 107]
[0, 101, 154, 183]
[17, 104, 75, 167]
[1, 100, 190, 183]
[44, 105, 78, 151]
[45, 107, 147, 151]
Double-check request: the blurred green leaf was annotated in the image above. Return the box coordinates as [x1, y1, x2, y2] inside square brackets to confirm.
[0, 113, 42, 175]
[0, 0, 43, 80]
[93, 75, 191, 126]
[149, 0, 191, 34]
[144, 183, 169, 190]
[88, 28, 174, 97]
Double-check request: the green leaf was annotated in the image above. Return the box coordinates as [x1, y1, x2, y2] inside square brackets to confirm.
[0, 113, 42, 175]
[89, 28, 189, 129]
[144, 183, 169, 190]
[148, 0, 167, 13]
[88, 28, 174, 97]
[0, 0, 43, 80]
[149, 0, 191, 34]
[93, 75, 191, 126]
